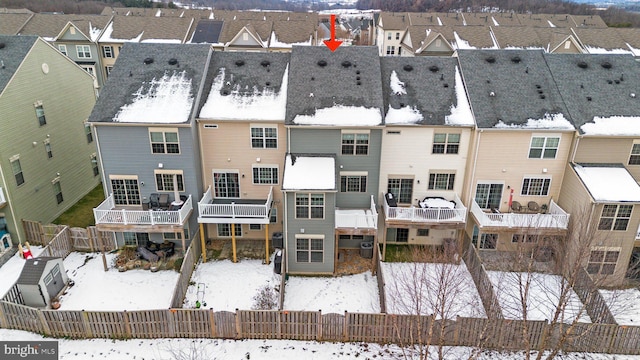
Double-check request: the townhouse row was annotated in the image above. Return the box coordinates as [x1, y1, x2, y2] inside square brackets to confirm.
[0, 9, 319, 91]
[86, 42, 640, 285]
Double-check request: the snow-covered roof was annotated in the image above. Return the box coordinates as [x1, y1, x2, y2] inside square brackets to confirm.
[544, 54, 640, 136]
[114, 70, 193, 123]
[573, 164, 640, 202]
[282, 154, 336, 191]
[199, 52, 290, 121]
[89, 43, 211, 124]
[458, 50, 571, 129]
[286, 46, 384, 127]
[381, 57, 474, 126]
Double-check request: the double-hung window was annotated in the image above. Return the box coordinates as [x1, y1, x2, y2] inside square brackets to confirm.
[44, 140, 53, 159]
[218, 224, 242, 237]
[521, 177, 551, 196]
[432, 133, 460, 154]
[91, 154, 99, 176]
[149, 129, 179, 154]
[598, 204, 633, 231]
[102, 45, 114, 58]
[387, 178, 413, 204]
[53, 179, 63, 204]
[296, 235, 323, 263]
[85, 123, 93, 143]
[154, 170, 184, 192]
[428, 172, 455, 190]
[529, 136, 560, 159]
[341, 132, 369, 155]
[251, 126, 277, 148]
[34, 102, 46, 126]
[76, 45, 91, 58]
[252, 166, 278, 185]
[296, 193, 324, 219]
[58, 44, 67, 56]
[587, 247, 620, 275]
[10, 156, 24, 186]
[629, 143, 640, 165]
[340, 172, 367, 193]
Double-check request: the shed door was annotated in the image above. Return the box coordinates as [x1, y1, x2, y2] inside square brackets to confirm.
[45, 264, 64, 299]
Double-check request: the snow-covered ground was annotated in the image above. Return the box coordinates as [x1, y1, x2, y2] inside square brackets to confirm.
[381, 261, 486, 318]
[600, 288, 640, 325]
[283, 272, 380, 313]
[0, 246, 44, 297]
[487, 271, 591, 323]
[183, 259, 279, 310]
[60, 252, 179, 311]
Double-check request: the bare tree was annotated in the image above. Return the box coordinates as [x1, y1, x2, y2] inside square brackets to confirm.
[384, 244, 485, 360]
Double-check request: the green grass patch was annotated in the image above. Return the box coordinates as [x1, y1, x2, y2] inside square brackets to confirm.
[381, 244, 415, 262]
[54, 184, 105, 228]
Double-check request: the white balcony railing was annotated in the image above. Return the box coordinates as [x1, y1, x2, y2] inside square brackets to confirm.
[383, 193, 467, 224]
[198, 186, 273, 223]
[471, 199, 569, 229]
[93, 194, 193, 226]
[0, 187, 5, 208]
[335, 195, 378, 230]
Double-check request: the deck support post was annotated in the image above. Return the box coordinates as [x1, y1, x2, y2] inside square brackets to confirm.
[200, 223, 207, 263]
[265, 224, 270, 265]
[232, 223, 237, 263]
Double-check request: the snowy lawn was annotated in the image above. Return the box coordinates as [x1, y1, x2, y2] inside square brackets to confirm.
[600, 288, 640, 326]
[183, 259, 279, 311]
[283, 272, 380, 313]
[59, 252, 179, 311]
[381, 261, 486, 318]
[0, 246, 44, 297]
[487, 271, 591, 323]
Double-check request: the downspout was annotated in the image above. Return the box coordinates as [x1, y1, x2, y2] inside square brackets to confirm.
[93, 126, 108, 198]
[570, 134, 581, 163]
[0, 163, 21, 244]
[467, 129, 482, 209]
[283, 191, 289, 275]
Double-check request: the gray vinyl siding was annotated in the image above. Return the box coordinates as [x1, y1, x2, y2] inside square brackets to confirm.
[94, 125, 203, 245]
[289, 128, 382, 208]
[0, 39, 99, 243]
[284, 191, 336, 274]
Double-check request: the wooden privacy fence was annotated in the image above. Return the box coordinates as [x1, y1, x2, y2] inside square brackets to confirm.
[463, 240, 503, 319]
[1, 303, 639, 355]
[170, 231, 202, 309]
[375, 246, 387, 313]
[573, 266, 617, 324]
[22, 220, 116, 253]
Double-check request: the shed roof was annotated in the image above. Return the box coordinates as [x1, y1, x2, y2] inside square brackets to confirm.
[17, 257, 62, 286]
[573, 164, 640, 202]
[457, 49, 572, 129]
[0, 35, 37, 94]
[544, 53, 640, 136]
[88, 42, 210, 124]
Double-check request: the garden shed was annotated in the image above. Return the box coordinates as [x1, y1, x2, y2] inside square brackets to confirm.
[16, 257, 68, 308]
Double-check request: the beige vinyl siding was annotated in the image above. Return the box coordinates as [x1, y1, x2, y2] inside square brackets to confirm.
[199, 121, 286, 238]
[575, 137, 640, 180]
[470, 130, 573, 212]
[379, 126, 471, 206]
[0, 39, 99, 242]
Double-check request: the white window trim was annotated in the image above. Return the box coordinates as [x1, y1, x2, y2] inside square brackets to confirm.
[212, 170, 240, 199]
[149, 128, 180, 154]
[294, 234, 324, 263]
[340, 171, 368, 193]
[250, 125, 278, 149]
[252, 165, 279, 185]
[76, 44, 91, 58]
[295, 193, 325, 220]
[521, 176, 552, 196]
[58, 44, 67, 55]
[153, 169, 185, 192]
[628, 141, 640, 165]
[587, 246, 621, 275]
[217, 223, 242, 238]
[528, 134, 561, 159]
[428, 171, 456, 190]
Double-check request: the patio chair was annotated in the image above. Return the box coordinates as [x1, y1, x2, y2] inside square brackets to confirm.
[511, 201, 522, 212]
[149, 193, 161, 209]
[158, 194, 170, 209]
[528, 201, 540, 213]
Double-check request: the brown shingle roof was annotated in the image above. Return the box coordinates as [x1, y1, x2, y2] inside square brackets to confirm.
[0, 13, 33, 35]
[570, 15, 607, 28]
[271, 20, 316, 44]
[378, 12, 409, 30]
[452, 25, 495, 49]
[489, 12, 521, 26]
[19, 14, 111, 40]
[462, 13, 495, 26]
[515, 13, 564, 28]
[218, 20, 271, 44]
[573, 27, 629, 52]
[615, 28, 640, 51]
[105, 16, 195, 42]
[492, 26, 545, 49]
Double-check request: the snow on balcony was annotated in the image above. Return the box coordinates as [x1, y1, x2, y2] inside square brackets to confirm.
[93, 194, 192, 226]
[383, 193, 467, 224]
[335, 195, 378, 230]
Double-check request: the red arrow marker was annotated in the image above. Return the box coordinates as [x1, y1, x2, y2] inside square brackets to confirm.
[323, 14, 343, 52]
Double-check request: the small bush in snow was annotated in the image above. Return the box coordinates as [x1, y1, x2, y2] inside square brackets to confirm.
[251, 285, 278, 310]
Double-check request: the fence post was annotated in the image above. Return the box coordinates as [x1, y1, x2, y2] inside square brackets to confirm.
[317, 310, 322, 341]
[538, 321, 550, 352]
[167, 309, 176, 338]
[0, 302, 8, 328]
[235, 309, 242, 339]
[36, 310, 51, 336]
[81, 311, 93, 338]
[123, 311, 132, 338]
[343, 311, 348, 342]
[277, 311, 282, 340]
[209, 309, 216, 338]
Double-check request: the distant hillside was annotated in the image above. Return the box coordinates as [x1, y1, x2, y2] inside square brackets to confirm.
[356, 0, 640, 27]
